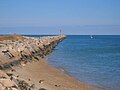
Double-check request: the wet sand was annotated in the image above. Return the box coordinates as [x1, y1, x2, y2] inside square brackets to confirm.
[0, 35, 100, 90]
[12, 58, 98, 90]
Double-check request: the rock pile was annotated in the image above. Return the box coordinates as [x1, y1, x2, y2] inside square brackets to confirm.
[0, 35, 66, 90]
[0, 35, 66, 69]
[0, 70, 37, 90]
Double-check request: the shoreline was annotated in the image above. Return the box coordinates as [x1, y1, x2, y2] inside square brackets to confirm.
[9, 58, 98, 90]
[45, 57, 102, 90]
[0, 34, 100, 90]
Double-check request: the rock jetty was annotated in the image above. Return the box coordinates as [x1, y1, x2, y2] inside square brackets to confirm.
[0, 34, 66, 90]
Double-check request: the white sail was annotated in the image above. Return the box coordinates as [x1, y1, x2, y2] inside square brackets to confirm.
[90, 35, 93, 39]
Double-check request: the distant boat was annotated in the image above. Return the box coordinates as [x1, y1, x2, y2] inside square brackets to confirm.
[90, 35, 93, 39]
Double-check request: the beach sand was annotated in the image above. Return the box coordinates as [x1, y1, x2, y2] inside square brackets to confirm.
[10, 58, 98, 90]
[0, 35, 99, 90]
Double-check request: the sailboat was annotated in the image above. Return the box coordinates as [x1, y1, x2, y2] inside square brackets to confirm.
[90, 35, 93, 39]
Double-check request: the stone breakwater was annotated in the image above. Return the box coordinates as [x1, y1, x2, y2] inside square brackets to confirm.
[0, 35, 66, 90]
[0, 35, 66, 69]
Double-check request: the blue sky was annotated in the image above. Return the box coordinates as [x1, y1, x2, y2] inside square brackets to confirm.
[0, 0, 120, 35]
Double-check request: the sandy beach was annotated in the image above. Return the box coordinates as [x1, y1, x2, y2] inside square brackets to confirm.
[9, 58, 98, 90]
[0, 35, 99, 90]
[0, 0, 120, 89]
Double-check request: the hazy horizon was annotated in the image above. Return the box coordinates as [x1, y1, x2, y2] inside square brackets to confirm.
[0, 0, 120, 35]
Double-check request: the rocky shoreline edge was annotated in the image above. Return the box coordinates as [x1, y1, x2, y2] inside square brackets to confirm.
[0, 34, 66, 90]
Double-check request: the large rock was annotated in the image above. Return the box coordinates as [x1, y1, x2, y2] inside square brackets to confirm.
[0, 70, 9, 78]
[0, 78, 17, 87]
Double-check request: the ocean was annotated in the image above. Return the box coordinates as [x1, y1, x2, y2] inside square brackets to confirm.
[1, 35, 120, 90]
[45, 35, 120, 90]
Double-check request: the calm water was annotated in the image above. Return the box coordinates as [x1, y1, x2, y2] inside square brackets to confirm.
[1, 35, 119, 90]
[46, 35, 120, 90]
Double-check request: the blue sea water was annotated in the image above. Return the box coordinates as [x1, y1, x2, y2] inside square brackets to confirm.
[1, 35, 119, 90]
[46, 35, 120, 90]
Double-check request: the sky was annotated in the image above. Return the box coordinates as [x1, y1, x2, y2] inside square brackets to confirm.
[0, 0, 120, 35]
